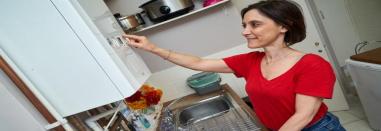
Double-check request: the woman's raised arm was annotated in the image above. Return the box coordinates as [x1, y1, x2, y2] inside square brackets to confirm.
[123, 35, 233, 73]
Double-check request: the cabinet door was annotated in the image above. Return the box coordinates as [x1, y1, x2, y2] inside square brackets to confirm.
[0, 0, 124, 116]
[53, 0, 151, 97]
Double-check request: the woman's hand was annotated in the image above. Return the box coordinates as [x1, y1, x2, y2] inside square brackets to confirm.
[122, 34, 232, 73]
[123, 34, 157, 52]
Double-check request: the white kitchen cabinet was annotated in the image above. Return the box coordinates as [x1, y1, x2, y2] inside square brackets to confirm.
[0, 0, 151, 117]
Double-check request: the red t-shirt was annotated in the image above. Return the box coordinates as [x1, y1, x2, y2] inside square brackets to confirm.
[223, 51, 335, 130]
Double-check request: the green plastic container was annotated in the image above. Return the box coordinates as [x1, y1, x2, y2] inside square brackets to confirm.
[186, 72, 221, 95]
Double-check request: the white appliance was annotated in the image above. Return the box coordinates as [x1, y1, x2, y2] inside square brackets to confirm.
[0, 0, 151, 118]
[346, 59, 381, 130]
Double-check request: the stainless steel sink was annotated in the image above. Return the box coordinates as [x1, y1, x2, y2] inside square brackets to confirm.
[178, 95, 231, 125]
[160, 90, 262, 131]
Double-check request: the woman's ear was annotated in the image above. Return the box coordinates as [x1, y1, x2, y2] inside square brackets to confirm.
[280, 26, 288, 33]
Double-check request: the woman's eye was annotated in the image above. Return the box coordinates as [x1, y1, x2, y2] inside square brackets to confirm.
[250, 22, 259, 27]
[242, 24, 246, 28]
[242, 21, 260, 28]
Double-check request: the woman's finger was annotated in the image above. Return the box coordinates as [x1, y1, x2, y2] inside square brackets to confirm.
[124, 38, 135, 44]
[124, 37, 132, 43]
[123, 34, 141, 40]
[125, 40, 139, 48]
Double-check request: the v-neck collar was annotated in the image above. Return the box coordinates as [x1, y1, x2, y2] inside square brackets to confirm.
[259, 53, 309, 82]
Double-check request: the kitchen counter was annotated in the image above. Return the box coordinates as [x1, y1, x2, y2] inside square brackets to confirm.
[158, 84, 268, 131]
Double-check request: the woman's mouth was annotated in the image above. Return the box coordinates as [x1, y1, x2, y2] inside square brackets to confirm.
[245, 35, 257, 39]
[246, 37, 257, 40]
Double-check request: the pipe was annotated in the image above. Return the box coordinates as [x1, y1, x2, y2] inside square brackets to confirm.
[85, 103, 124, 131]
[103, 101, 123, 130]
[0, 49, 74, 131]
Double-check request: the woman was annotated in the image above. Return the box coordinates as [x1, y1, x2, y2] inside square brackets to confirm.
[124, 0, 345, 130]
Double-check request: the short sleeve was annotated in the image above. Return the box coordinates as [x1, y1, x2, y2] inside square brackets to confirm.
[223, 52, 258, 78]
[294, 55, 336, 99]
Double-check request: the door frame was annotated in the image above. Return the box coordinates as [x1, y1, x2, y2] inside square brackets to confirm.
[0, 56, 66, 131]
[304, 0, 351, 96]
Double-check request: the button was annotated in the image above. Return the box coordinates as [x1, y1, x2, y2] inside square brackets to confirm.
[160, 6, 171, 14]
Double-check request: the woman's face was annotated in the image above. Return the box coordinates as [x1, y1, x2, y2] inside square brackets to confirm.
[242, 9, 287, 48]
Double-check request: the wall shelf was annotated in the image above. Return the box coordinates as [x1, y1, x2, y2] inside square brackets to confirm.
[131, 0, 230, 34]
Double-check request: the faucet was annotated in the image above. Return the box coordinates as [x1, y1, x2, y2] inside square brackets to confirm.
[164, 97, 180, 115]
[160, 96, 185, 130]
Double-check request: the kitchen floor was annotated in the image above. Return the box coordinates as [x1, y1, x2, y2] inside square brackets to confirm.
[332, 94, 375, 131]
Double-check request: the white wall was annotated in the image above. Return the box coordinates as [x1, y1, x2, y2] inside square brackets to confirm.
[146, 43, 258, 102]
[104, 0, 149, 16]
[134, 3, 246, 72]
[104, 0, 258, 16]
[312, 0, 381, 66]
[230, 0, 259, 12]
[0, 70, 48, 131]
[346, 0, 381, 52]
[103, 0, 284, 102]
[312, 0, 360, 67]
[144, 0, 349, 112]
[105, 0, 256, 72]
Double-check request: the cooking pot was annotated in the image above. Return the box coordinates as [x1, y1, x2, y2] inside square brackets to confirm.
[203, 0, 222, 7]
[139, 0, 194, 22]
[114, 13, 145, 31]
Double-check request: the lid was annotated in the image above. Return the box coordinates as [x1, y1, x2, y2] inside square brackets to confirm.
[139, 0, 159, 8]
[350, 47, 381, 64]
[186, 72, 220, 88]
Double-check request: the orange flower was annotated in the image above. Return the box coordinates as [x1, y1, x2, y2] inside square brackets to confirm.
[140, 84, 155, 94]
[126, 99, 147, 110]
[144, 89, 162, 105]
[125, 84, 163, 110]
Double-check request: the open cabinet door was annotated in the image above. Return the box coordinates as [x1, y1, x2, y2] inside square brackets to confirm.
[0, 0, 130, 116]
[52, 0, 152, 97]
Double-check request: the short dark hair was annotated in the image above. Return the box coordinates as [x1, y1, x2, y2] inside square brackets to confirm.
[241, 0, 306, 45]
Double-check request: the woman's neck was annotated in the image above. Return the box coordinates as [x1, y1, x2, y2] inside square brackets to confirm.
[263, 42, 294, 64]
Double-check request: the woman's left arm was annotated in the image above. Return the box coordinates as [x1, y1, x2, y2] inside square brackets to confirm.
[279, 94, 323, 131]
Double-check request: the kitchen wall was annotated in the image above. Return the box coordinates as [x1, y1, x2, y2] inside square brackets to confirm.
[104, 0, 149, 16]
[104, 0, 257, 16]
[104, 0, 346, 103]
[146, 44, 260, 102]
[135, 4, 245, 72]
[346, 0, 381, 52]
[312, 0, 361, 67]
[311, 0, 381, 96]
[230, 0, 258, 11]
[103, 0, 350, 112]
[104, 0, 257, 101]
[0, 70, 48, 131]
[312, 0, 381, 67]
[105, 0, 246, 72]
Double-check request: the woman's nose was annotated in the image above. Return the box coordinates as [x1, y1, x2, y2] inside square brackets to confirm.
[242, 27, 250, 36]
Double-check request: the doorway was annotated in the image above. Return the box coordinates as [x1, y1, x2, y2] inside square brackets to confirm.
[305, 0, 381, 130]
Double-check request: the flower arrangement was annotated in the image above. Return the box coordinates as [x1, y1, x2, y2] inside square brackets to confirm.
[125, 84, 163, 110]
